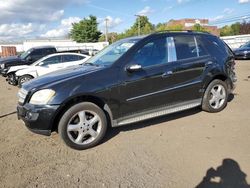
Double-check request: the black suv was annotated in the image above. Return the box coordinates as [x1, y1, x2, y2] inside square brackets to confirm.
[17, 31, 236, 150]
[0, 46, 56, 76]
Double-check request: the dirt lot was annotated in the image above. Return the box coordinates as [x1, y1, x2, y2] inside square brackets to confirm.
[0, 61, 250, 188]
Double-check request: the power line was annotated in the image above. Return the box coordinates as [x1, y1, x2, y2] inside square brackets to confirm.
[210, 12, 250, 25]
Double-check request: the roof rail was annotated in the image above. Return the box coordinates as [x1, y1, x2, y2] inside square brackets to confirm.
[153, 29, 210, 34]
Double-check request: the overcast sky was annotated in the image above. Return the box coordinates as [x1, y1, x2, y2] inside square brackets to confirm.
[0, 0, 249, 41]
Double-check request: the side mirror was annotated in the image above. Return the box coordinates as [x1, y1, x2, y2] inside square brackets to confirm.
[126, 64, 142, 73]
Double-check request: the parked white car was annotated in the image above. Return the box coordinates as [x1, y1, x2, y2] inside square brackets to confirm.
[11, 53, 90, 86]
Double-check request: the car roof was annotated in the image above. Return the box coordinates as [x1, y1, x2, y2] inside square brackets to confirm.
[31, 45, 55, 49]
[47, 52, 88, 57]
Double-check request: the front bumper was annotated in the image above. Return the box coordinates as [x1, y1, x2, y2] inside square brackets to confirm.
[17, 103, 60, 136]
[234, 53, 250, 60]
[0, 68, 8, 77]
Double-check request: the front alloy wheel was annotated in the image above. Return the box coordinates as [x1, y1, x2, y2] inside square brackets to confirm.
[58, 102, 107, 150]
[18, 75, 33, 87]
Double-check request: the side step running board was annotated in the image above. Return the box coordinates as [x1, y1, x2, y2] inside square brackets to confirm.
[114, 99, 201, 127]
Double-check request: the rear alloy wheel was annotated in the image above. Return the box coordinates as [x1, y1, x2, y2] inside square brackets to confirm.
[202, 79, 228, 113]
[58, 102, 107, 150]
[18, 75, 33, 87]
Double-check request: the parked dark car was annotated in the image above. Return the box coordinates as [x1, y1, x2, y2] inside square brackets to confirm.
[233, 41, 250, 60]
[17, 31, 237, 150]
[0, 46, 57, 76]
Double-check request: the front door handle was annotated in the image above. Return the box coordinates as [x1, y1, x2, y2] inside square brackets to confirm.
[162, 71, 173, 78]
[205, 61, 213, 68]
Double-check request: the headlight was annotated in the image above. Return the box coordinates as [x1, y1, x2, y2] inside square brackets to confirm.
[0, 64, 5, 69]
[29, 89, 55, 105]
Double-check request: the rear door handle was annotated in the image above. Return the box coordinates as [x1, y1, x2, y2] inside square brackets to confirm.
[162, 71, 173, 78]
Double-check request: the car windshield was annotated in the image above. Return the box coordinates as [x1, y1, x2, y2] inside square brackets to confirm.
[19, 49, 32, 60]
[32, 56, 48, 66]
[86, 39, 139, 66]
[241, 42, 250, 48]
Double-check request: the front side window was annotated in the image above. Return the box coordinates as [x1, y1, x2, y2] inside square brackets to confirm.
[39, 56, 62, 66]
[173, 35, 198, 60]
[20, 49, 32, 60]
[130, 37, 168, 68]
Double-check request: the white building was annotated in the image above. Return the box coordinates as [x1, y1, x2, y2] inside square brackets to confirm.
[0, 39, 109, 53]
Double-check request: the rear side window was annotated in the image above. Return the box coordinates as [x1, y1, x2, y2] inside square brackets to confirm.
[44, 48, 56, 54]
[41, 56, 62, 66]
[173, 35, 197, 60]
[131, 37, 168, 68]
[199, 35, 228, 60]
[196, 37, 209, 57]
[31, 49, 44, 56]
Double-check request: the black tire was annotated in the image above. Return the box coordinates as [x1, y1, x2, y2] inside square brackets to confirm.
[202, 79, 228, 113]
[58, 102, 107, 150]
[7, 73, 17, 86]
[18, 75, 33, 87]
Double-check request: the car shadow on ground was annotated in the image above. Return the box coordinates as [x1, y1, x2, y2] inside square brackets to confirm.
[196, 158, 250, 188]
[102, 93, 236, 145]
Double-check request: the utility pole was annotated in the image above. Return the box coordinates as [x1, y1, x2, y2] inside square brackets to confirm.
[135, 15, 141, 36]
[105, 18, 109, 42]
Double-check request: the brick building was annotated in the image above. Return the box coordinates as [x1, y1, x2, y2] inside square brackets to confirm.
[167, 18, 220, 36]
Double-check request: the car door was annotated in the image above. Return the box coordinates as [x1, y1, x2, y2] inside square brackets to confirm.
[169, 34, 212, 103]
[36, 55, 62, 76]
[118, 35, 178, 118]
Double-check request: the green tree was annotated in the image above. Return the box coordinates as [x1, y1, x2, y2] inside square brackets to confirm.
[192, 24, 207, 32]
[220, 25, 232, 36]
[231, 22, 240, 35]
[220, 22, 240, 36]
[126, 16, 154, 36]
[70, 15, 101, 43]
[155, 23, 183, 31]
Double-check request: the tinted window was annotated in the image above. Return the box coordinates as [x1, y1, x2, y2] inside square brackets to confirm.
[62, 55, 82, 62]
[40, 56, 62, 66]
[131, 37, 168, 67]
[30, 49, 44, 56]
[174, 35, 197, 60]
[78, 55, 86, 60]
[196, 37, 208, 56]
[44, 48, 56, 54]
[200, 36, 228, 60]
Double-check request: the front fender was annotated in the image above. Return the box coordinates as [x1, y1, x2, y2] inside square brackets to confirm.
[16, 70, 37, 78]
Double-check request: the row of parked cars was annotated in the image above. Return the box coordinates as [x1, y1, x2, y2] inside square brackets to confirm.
[0, 46, 92, 87]
[0, 31, 238, 150]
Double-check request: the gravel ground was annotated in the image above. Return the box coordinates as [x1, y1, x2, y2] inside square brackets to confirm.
[0, 60, 250, 188]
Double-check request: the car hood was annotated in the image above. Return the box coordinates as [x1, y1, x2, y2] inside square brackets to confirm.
[0, 56, 21, 64]
[22, 65, 104, 91]
[8, 65, 30, 74]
